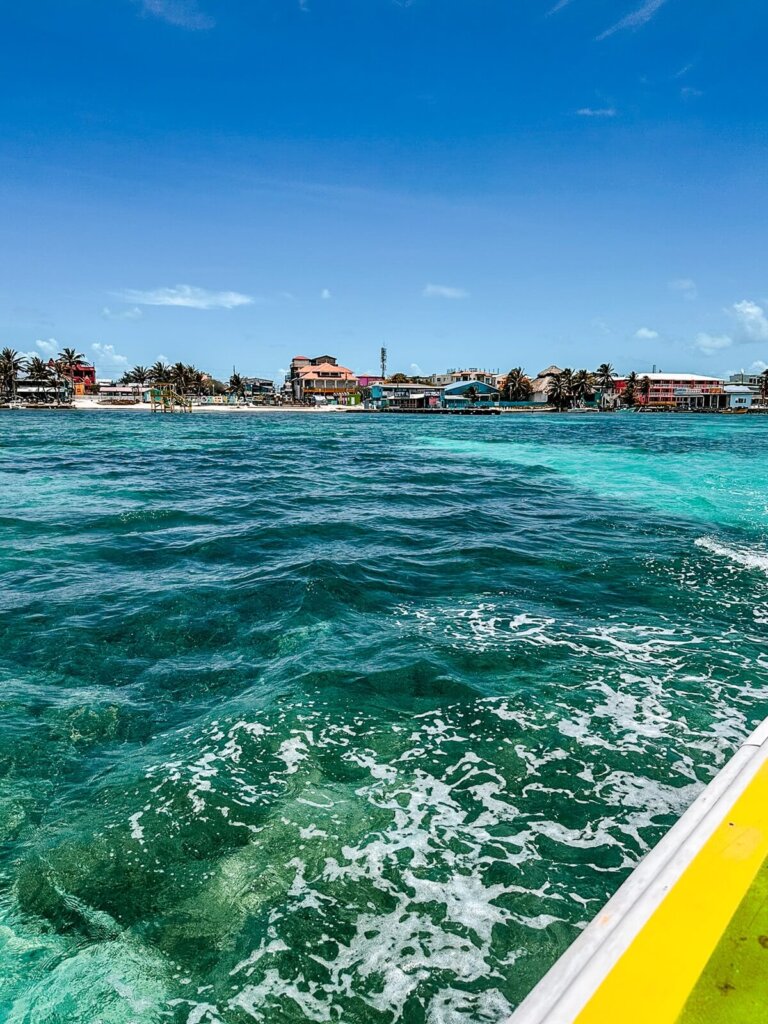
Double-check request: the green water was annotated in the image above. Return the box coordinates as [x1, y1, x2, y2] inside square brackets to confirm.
[1, 411, 767, 1023]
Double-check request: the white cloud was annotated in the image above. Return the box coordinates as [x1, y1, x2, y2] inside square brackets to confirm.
[102, 306, 143, 321]
[321, 288, 332, 300]
[749, 360, 768, 373]
[35, 338, 58, 355]
[157, 353, 170, 363]
[694, 333, 732, 354]
[669, 277, 698, 300]
[732, 300, 768, 342]
[119, 285, 254, 310]
[423, 283, 469, 299]
[597, 0, 668, 41]
[92, 343, 129, 368]
[548, 0, 574, 12]
[410, 363, 424, 375]
[577, 107, 617, 118]
[681, 86, 703, 99]
[138, 0, 214, 30]
[635, 327, 659, 339]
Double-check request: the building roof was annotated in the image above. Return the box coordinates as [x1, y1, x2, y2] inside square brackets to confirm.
[635, 373, 724, 382]
[298, 361, 356, 380]
[443, 379, 500, 394]
[536, 365, 563, 378]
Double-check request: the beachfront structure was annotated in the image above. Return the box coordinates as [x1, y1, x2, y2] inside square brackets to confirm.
[15, 378, 71, 404]
[242, 376, 275, 397]
[442, 379, 501, 407]
[369, 381, 444, 410]
[286, 354, 357, 402]
[720, 384, 754, 409]
[530, 365, 564, 404]
[356, 375, 385, 389]
[97, 384, 143, 404]
[614, 372, 726, 410]
[429, 368, 499, 387]
[47, 358, 96, 394]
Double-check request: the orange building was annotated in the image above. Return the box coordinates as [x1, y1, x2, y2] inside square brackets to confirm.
[287, 354, 357, 402]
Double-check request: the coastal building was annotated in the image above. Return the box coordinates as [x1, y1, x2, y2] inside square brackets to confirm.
[729, 371, 765, 387]
[15, 378, 71, 404]
[243, 376, 275, 398]
[369, 381, 444, 410]
[614, 373, 726, 409]
[97, 384, 142, 404]
[530, 365, 564, 404]
[429, 368, 499, 387]
[442, 379, 500, 407]
[356, 375, 385, 389]
[47, 358, 96, 395]
[286, 354, 357, 402]
[721, 384, 754, 409]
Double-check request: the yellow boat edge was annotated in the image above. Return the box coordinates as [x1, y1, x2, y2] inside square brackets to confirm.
[507, 718, 768, 1024]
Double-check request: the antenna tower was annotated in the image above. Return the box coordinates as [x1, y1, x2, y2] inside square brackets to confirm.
[380, 346, 387, 380]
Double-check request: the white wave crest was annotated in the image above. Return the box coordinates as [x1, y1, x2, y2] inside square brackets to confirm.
[695, 537, 768, 574]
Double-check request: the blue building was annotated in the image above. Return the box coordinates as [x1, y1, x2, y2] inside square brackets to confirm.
[442, 380, 501, 407]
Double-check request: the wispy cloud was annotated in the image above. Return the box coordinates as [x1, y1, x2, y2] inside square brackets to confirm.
[732, 299, 768, 342]
[92, 342, 129, 368]
[102, 306, 143, 321]
[681, 86, 703, 99]
[321, 288, 332, 300]
[749, 360, 768, 373]
[423, 283, 469, 299]
[137, 0, 214, 30]
[694, 333, 732, 354]
[692, 299, 768, 355]
[669, 277, 698, 300]
[577, 107, 617, 118]
[119, 285, 254, 310]
[597, 0, 668, 41]
[34, 338, 58, 355]
[547, 0, 574, 13]
[635, 327, 659, 339]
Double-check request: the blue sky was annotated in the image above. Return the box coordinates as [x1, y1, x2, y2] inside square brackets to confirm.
[2, 1, 767, 382]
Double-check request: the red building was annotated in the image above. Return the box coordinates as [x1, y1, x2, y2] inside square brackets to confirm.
[47, 358, 97, 394]
[614, 373, 724, 408]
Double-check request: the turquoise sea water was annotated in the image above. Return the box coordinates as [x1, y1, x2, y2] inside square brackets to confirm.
[1, 410, 768, 1023]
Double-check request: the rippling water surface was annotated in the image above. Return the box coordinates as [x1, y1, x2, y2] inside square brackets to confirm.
[1, 411, 768, 1023]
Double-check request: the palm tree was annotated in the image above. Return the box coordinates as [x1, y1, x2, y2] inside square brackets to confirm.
[126, 365, 150, 386]
[572, 369, 596, 405]
[639, 375, 652, 406]
[760, 370, 768, 405]
[170, 362, 192, 394]
[465, 384, 479, 406]
[25, 356, 53, 403]
[501, 367, 533, 401]
[191, 368, 208, 396]
[229, 370, 246, 402]
[546, 372, 571, 411]
[57, 347, 85, 392]
[595, 363, 616, 408]
[0, 348, 27, 400]
[149, 360, 171, 384]
[623, 371, 638, 408]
